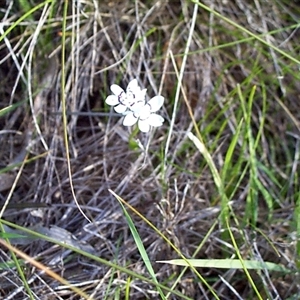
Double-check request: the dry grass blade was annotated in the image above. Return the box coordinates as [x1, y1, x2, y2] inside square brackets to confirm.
[0, 238, 93, 299]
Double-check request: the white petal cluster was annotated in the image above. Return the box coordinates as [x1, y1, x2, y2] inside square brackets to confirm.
[105, 79, 164, 133]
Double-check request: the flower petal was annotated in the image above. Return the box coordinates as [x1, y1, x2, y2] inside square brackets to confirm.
[130, 100, 146, 113]
[138, 104, 151, 120]
[110, 84, 124, 96]
[127, 79, 139, 93]
[136, 88, 147, 101]
[147, 96, 164, 112]
[147, 114, 164, 127]
[114, 104, 127, 114]
[138, 119, 150, 133]
[123, 112, 138, 126]
[105, 95, 119, 106]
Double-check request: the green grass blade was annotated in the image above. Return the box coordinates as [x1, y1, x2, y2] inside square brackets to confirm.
[109, 191, 166, 299]
[157, 259, 290, 273]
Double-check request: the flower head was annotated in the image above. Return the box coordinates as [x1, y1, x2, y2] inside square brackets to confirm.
[105, 79, 147, 114]
[123, 95, 164, 133]
[105, 78, 165, 132]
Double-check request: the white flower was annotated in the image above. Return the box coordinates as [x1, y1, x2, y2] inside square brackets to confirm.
[123, 96, 164, 132]
[105, 79, 147, 114]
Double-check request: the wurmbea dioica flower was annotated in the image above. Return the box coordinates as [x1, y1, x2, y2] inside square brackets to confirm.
[105, 79, 164, 132]
[123, 95, 164, 133]
[105, 79, 147, 114]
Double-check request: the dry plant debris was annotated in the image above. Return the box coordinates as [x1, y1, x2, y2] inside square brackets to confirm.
[0, 0, 299, 299]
